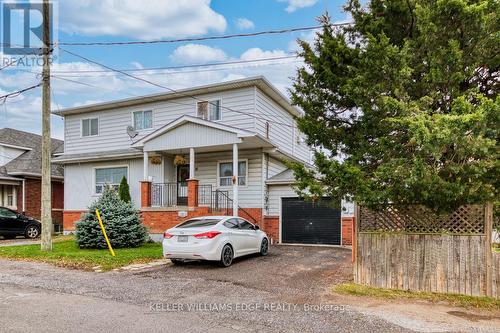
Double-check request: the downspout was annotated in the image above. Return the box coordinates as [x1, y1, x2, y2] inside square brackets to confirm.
[21, 178, 26, 213]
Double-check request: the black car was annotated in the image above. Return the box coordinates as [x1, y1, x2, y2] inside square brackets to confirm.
[0, 207, 41, 239]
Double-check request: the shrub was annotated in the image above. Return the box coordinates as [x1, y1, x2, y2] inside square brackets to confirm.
[75, 186, 148, 249]
[118, 176, 131, 203]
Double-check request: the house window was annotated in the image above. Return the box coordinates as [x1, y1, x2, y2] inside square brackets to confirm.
[218, 161, 247, 187]
[7, 194, 13, 207]
[197, 100, 221, 121]
[133, 110, 153, 130]
[82, 118, 98, 137]
[95, 166, 127, 194]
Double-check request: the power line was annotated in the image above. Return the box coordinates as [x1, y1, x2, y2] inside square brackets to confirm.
[0, 83, 42, 104]
[55, 24, 348, 46]
[50, 55, 299, 74]
[59, 48, 296, 128]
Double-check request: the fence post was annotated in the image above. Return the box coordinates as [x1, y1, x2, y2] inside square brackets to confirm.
[353, 203, 359, 283]
[485, 203, 493, 297]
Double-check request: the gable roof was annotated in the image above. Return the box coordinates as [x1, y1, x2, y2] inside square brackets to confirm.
[52, 76, 302, 118]
[0, 128, 64, 178]
[266, 169, 296, 185]
[131, 115, 255, 148]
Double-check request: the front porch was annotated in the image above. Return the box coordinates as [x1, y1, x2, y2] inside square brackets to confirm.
[132, 116, 273, 233]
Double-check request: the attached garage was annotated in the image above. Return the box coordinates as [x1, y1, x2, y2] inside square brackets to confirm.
[265, 169, 350, 246]
[281, 197, 341, 245]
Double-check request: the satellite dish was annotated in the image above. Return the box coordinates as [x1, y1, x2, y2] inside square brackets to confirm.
[126, 125, 138, 139]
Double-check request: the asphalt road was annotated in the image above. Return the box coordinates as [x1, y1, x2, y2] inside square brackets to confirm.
[0, 245, 415, 332]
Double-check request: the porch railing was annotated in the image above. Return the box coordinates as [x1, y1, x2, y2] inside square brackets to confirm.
[151, 183, 259, 224]
[151, 182, 179, 207]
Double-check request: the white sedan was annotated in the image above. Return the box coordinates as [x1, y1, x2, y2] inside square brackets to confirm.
[162, 216, 269, 267]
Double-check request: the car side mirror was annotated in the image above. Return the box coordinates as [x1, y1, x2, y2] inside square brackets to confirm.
[254, 225, 260, 230]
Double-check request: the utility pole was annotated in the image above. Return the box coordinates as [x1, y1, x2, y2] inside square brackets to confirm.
[41, 0, 52, 251]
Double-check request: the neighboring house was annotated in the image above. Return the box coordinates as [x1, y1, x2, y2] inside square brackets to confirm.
[0, 128, 65, 231]
[54, 77, 353, 244]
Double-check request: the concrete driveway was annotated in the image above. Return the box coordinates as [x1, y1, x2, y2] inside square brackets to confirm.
[1, 245, 496, 332]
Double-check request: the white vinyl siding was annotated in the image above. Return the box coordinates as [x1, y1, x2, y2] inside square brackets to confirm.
[63, 87, 256, 154]
[267, 184, 297, 216]
[133, 110, 153, 130]
[63, 150, 263, 210]
[255, 88, 310, 163]
[81, 118, 98, 137]
[268, 157, 288, 179]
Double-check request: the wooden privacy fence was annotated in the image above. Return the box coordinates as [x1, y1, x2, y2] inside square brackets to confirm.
[354, 204, 498, 298]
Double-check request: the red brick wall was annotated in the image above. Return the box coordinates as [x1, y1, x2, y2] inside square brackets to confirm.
[63, 206, 265, 235]
[15, 178, 64, 225]
[341, 217, 354, 245]
[140, 181, 152, 208]
[263, 216, 279, 243]
[63, 210, 86, 231]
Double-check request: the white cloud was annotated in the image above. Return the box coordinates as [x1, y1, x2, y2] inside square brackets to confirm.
[59, 0, 227, 40]
[235, 18, 255, 30]
[170, 44, 228, 64]
[278, 0, 318, 13]
[240, 48, 288, 60]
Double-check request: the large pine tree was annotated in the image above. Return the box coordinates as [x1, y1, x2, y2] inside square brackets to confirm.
[290, 0, 499, 212]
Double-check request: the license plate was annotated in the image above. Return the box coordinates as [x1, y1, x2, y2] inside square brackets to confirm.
[177, 235, 188, 242]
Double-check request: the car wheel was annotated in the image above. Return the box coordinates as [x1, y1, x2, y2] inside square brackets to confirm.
[25, 225, 40, 239]
[219, 244, 233, 267]
[260, 238, 269, 256]
[170, 259, 185, 265]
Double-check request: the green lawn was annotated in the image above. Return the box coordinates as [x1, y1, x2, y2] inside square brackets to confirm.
[0, 238, 163, 271]
[333, 283, 500, 310]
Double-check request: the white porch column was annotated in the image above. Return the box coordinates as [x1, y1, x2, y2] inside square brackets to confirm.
[143, 151, 149, 180]
[189, 147, 195, 179]
[232, 143, 238, 216]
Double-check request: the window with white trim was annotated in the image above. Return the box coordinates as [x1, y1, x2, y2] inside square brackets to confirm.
[82, 118, 98, 137]
[218, 161, 246, 186]
[95, 167, 127, 194]
[197, 100, 221, 120]
[133, 110, 153, 130]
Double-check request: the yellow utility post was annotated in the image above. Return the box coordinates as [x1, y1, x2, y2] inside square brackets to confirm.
[95, 209, 116, 257]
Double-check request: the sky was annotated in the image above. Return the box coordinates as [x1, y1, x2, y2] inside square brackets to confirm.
[0, 0, 350, 139]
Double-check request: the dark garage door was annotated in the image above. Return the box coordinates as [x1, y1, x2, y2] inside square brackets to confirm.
[281, 197, 341, 245]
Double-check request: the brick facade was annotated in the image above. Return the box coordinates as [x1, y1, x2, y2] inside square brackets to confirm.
[341, 217, 354, 245]
[263, 216, 279, 243]
[187, 179, 199, 207]
[63, 210, 86, 231]
[140, 181, 152, 208]
[15, 178, 64, 226]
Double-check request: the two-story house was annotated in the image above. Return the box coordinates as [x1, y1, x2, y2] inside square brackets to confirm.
[54, 77, 353, 245]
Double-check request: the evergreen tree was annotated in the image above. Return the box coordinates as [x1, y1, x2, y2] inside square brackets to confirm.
[75, 186, 148, 249]
[289, 0, 499, 212]
[118, 176, 131, 203]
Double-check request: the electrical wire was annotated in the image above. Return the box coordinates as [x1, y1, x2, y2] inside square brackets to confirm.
[59, 48, 296, 128]
[55, 24, 349, 46]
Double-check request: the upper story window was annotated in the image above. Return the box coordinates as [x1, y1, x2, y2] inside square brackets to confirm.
[218, 160, 247, 187]
[197, 100, 221, 121]
[133, 110, 153, 130]
[82, 118, 98, 137]
[95, 166, 128, 194]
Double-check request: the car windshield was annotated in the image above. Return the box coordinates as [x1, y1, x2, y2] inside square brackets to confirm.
[176, 218, 221, 228]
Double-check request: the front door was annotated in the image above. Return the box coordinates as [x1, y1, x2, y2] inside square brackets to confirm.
[176, 165, 190, 206]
